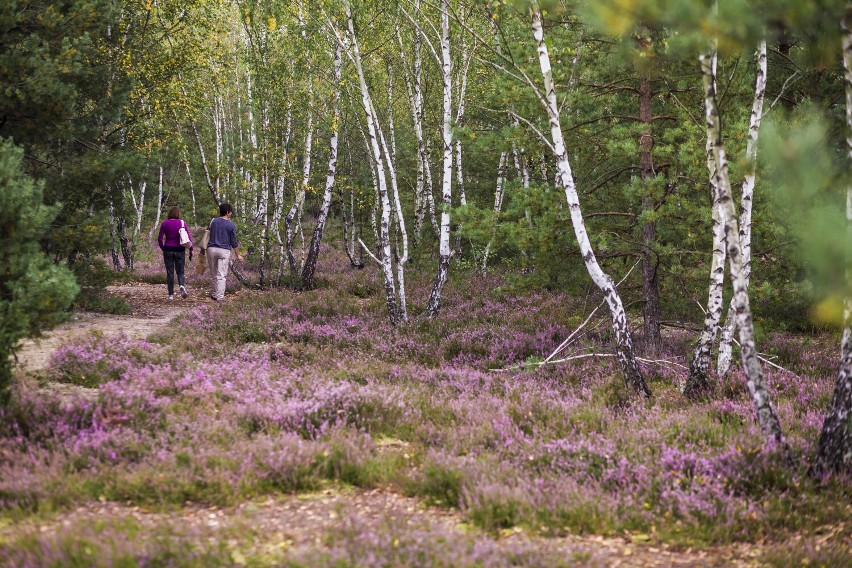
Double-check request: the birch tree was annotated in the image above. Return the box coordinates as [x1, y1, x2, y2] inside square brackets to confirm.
[425, 0, 454, 318]
[302, 43, 343, 290]
[699, 51, 784, 446]
[683, 50, 726, 397]
[717, 40, 768, 377]
[530, 1, 651, 398]
[147, 166, 164, 242]
[340, 0, 399, 324]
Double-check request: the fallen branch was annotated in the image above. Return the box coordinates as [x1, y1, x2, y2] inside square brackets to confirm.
[229, 260, 261, 289]
[542, 260, 641, 364]
[728, 336, 800, 378]
[357, 238, 381, 266]
[491, 352, 687, 373]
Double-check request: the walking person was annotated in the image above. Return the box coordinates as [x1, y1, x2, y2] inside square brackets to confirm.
[204, 202, 243, 302]
[157, 206, 194, 300]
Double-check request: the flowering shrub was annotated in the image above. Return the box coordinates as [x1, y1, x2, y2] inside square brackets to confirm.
[0, 245, 848, 564]
[50, 333, 156, 387]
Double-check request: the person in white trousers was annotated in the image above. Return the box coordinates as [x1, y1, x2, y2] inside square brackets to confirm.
[204, 203, 243, 301]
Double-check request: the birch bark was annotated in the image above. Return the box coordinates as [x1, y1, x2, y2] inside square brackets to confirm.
[274, 103, 293, 287]
[117, 216, 132, 271]
[130, 178, 146, 238]
[345, 0, 398, 324]
[684, 50, 726, 396]
[147, 166, 164, 242]
[815, 14, 852, 474]
[183, 155, 196, 221]
[717, 40, 767, 376]
[396, 11, 432, 247]
[302, 44, 343, 291]
[425, 0, 453, 318]
[108, 197, 122, 271]
[373, 72, 409, 321]
[531, 2, 651, 397]
[699, 52, 785, 445]
[189, 118, 220, 207]
[482, 151, 508, 273]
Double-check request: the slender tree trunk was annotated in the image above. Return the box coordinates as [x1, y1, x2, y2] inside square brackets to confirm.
[345, 0, 398, 324]
[189, 118, 220, 207]
[425, 0, 454, 319]
[531, 2, 651, 397]
[815, 15, 852, 475]
[397, 17, 430, 247]
[637, 35, 663, 355]
[214, 96, 223, 201]
[147, 166, 164, 242]
[108, 197, 122, 271]
[699, 52, 785, 446]
[302, 44, 343, 291]
[684, 51, 726, 396]
[373, 80, 409, 321]
[130, 176, 146, 238]
[275, 103, 293, 287]
[285, 77, 314, 283]
[343, 141, 365, 269]
[183, 155, 197, 222]
[482, 151, 508, 273]
[718, 40, 768, 376]
[118, 216, 132, 271]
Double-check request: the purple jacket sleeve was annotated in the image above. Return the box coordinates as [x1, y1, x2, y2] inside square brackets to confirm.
[157, 222, 166, 250]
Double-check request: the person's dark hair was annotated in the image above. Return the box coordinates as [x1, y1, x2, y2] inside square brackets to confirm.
[167, 206, 181, 220]
[219, 203, 233, 217]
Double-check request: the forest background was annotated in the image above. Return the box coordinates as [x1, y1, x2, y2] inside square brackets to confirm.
[1, 0, 851, 564]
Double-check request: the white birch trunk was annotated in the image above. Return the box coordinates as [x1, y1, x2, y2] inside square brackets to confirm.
[372, 85, 409, 322]
[816, 14, 852, 473]
[189, 118, 219, 207]
[700, 52, 785, 445]
[531, 2, 651, 397]
[183, 154, 196, 221]
[108, 197, 122, 271]
[302, 44, 343, 290]
[148, 166, 163, 242]
[397, 17, 431, 246]
[131, 178, 146, 238]
[425, 0, 454, 318]
[355, 116, 381, 248]
[684, 50, 726, 396]
[214, 95, 223, 201]
[482, 151, 508, 273]
[274, 103, 293, 287]
[717, 40, 767, 376]
[454, 25, 473, 208]
[245, 48, 258, 204]
[285, 80, 313, 279]
[345, 0, 398, 324]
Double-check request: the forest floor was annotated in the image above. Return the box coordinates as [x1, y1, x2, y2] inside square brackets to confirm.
[8, 282, 758, 567]
[4, 260, 850, 566]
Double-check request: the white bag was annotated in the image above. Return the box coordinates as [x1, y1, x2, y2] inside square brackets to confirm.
[179, 220, 192, 249]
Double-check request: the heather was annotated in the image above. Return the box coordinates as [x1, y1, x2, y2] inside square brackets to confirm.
[1, 245, 849, 566]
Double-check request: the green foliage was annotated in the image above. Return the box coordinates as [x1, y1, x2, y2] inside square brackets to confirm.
[761, 104, 850, 329]
[0, 140, 78, 401]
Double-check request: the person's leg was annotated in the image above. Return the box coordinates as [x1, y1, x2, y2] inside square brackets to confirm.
[175, 250, 187, 298]
[207, 250, 217, 298]
[163, 251, 175, 296]
[213, 248, 231, 300]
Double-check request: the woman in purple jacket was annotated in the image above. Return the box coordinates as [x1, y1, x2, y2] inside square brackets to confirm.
[157, 207, 194, 300]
